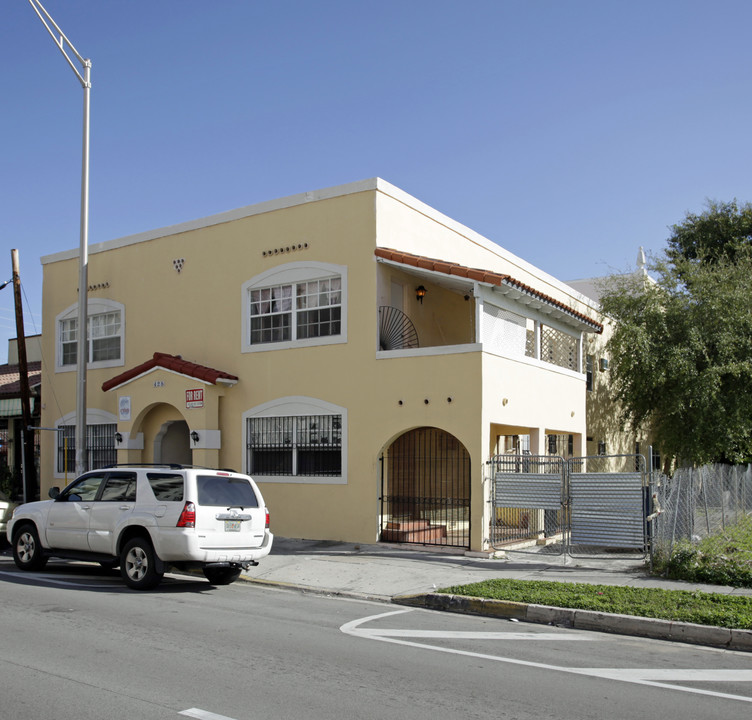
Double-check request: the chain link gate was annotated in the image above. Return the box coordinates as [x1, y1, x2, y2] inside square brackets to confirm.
[489, 454, 651, 558]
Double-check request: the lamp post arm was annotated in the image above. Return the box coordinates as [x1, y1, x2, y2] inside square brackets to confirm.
[27, 0, 91, 88]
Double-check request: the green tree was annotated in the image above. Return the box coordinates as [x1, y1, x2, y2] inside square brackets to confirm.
[666, 199, 752, 265]
[600, 203, 752, 468]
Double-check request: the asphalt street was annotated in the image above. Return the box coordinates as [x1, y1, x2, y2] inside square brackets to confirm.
[2, 553, 752, 720]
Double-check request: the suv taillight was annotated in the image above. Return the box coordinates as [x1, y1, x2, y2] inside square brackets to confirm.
[177, 501, 196, 528]
[265, 508, 270, 529]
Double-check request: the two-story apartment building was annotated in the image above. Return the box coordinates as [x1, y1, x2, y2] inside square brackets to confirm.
[39, 179, 608, 552]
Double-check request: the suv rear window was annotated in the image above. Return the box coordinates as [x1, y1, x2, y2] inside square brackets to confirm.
[147, 473, 184, 501]
[197, 475, 259, 508]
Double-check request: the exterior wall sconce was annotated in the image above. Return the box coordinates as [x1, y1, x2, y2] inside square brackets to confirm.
[115, 432, 123, 444]
[190, 431, 200, 444]
[416, 285, 427, 303]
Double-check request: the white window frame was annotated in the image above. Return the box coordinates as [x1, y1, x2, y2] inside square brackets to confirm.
[241, 262, 347, 353]
[242, 397, 347, 484]
[55, 299, 125, 372]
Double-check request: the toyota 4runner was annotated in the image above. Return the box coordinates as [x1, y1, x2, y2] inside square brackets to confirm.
[6, 465, 273, 590]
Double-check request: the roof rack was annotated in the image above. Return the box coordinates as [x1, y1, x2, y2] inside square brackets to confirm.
[99, 463, 239, 472]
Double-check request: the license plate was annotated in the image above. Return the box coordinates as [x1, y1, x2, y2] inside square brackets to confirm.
[224, 520, 241, 532]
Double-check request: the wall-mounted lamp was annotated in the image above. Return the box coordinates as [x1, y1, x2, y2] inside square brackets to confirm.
[416, 285, 427, 304]
[190, 431, 200, 444]
[115, 432, 123, 444]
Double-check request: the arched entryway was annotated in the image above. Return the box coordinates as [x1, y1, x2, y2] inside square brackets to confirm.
[380, 427, 471, 548]
[154, 420, 191, 465]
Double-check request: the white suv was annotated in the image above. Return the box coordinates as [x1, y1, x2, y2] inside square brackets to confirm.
[6, 465, 273, 590]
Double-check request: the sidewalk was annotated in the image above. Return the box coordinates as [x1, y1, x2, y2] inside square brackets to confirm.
[241, 537, 752, 651]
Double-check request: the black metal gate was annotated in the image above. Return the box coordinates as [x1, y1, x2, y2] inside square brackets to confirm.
[380, 427, 471, 549]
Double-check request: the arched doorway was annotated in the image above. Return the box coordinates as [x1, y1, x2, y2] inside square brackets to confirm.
[380, 427, 471, 548]
[154, 420, 191, 465]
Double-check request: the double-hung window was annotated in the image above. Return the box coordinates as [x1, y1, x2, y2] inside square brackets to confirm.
[56, 300, 125, 371]
[243, 262, 347, 352]
[250, 277, 341, 345]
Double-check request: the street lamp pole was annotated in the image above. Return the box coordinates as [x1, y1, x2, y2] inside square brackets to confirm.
[28, 0, 91, 475]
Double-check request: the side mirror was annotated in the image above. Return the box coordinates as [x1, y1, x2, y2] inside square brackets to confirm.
[48, 487, 60, 499]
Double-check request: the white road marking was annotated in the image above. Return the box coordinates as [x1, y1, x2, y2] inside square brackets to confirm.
[180, 708, 238, 720]
[342, 609, 752, 705]
[355, 628, 594, 640]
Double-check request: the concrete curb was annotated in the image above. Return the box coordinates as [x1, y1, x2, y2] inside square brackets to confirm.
[393, 593, 752, 652]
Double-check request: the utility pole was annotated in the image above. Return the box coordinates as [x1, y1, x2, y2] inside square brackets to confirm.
[10, 250, 36, 502]
[28, 0, 91, 474]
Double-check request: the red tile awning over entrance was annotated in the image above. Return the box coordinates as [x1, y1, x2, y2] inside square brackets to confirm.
[102, 352, 238, 392]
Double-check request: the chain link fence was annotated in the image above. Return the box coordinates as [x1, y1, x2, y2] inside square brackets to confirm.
[651, 464, 752, 561]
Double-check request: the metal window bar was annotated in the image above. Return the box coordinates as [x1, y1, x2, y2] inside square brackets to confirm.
[57, 423, 116, 474]
[247, 415, 342, 476]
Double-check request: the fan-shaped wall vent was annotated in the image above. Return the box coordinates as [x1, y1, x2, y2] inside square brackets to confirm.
[379, 306, 419, 350]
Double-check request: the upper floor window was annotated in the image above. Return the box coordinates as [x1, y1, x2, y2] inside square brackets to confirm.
[242, 262, 347, 353]
[250, 277, 341, 345]
[56, 299, 125, 372]
[585, 355, 594, 391]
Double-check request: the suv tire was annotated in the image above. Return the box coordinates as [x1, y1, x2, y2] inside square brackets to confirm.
[120, 537, 163, 590]
[203, 566, 242, 585]
[12, 524, 49, 571]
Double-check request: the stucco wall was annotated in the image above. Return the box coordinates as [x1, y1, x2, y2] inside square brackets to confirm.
[39, 180, 603, 549]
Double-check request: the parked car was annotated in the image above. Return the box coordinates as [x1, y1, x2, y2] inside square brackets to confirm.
[7, 465, 272, 589]
[0, 489, 18, 546]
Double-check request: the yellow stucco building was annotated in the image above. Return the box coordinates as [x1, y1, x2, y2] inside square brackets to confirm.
[40, 179, 613, 552]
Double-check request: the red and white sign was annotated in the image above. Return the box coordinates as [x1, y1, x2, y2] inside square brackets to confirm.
[186, 388, 204, 408]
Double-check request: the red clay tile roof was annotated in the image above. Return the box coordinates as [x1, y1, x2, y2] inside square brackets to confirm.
[102, 352, 238, 392]
[375, 247, 603, 333]
[0, 361, 42, 396]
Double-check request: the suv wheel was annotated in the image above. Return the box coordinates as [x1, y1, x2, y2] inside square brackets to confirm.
[120, 537, 163, 590]
[13, 525, 49, 571]
[203, 567, 242, 585]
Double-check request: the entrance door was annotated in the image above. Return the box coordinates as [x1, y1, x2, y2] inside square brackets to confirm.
[155, 420, 191, 465]
[380, 427, 471, 548]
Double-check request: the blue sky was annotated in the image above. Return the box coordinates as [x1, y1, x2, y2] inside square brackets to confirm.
[2, 0, 752, 363]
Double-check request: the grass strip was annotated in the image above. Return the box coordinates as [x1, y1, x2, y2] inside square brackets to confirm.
[438, 579, 752, 629]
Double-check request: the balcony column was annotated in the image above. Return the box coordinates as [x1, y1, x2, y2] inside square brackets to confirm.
[473, 282, 483, 344]
[529, 427, 547, 456]
[527, 427, 547, 539]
